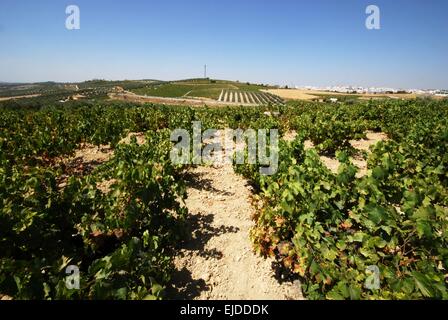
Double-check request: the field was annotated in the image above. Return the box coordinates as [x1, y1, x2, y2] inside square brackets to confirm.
[265, 88, 422, 102]
[217, 89, 284, 105]
[131, 83, 224, 98]
[0, 84, 447, 300]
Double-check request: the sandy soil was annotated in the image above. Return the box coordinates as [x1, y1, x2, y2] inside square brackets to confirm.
[349, 132, 388, 151]
[283, 131, 298, 142]
[168, 134, 303, 300]
[283, 131, 387, 178]
[264, 89, 421, 101]
[57, 143, 114, 189]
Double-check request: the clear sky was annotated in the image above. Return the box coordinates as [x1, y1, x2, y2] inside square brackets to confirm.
[0, 0, 447, 89]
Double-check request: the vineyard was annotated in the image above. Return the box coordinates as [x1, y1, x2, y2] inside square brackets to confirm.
[0, 96, 447, 300]
[217, 90, 284, 105]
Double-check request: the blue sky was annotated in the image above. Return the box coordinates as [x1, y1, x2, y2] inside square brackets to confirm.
[0, 0, 447, 89]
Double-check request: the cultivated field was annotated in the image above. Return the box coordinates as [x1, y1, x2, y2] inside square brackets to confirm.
[217, 89, 284, 105]
[129, 80, 283, 105]
[0, 94, 42, 101]
[1, 81, 447, 301]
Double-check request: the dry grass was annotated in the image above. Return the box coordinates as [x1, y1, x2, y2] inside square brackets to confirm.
[263, 89, 319, 101]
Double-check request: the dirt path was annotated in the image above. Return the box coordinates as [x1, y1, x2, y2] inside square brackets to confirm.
[0, 94, 41, 101]
[168, 163, 303, 300]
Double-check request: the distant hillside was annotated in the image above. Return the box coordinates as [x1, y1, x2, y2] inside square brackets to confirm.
[0, 79, 155, 98]
[0, 78, 278, 101]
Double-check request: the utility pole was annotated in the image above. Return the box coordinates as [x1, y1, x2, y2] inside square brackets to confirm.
[204, 64, 207, 79]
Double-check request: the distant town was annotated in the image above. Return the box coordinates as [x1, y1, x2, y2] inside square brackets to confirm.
[295, 85, 448, 97]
